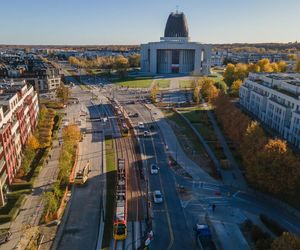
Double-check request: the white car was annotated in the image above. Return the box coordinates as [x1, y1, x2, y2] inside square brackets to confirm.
[150, 164, 159, 174]
[143, 131, 150, 137]
[153, 190, 163, 204]
[138, 122, 145, 129]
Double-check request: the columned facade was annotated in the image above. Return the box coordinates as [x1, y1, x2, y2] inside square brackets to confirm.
[140, 12, 211, 75]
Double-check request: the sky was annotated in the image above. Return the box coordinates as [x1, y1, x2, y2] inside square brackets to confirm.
[1, 0, 300, 45]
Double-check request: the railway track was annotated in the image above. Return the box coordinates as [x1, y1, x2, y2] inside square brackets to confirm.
[103, 101, 145, 250]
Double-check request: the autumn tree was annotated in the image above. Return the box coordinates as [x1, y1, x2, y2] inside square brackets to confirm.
[200, 78, 219, 102]
[27, 135, 40, 150]
[114, 55, 129, 78]
[128, 54, 140, 68]
[214, 81, 228, 93]
[56, 84, 70, 104]
[150, 83, 159, 103]
[223, 63, 236, 86]
[63, 124, 81, 143]
[277, 60, 287, 72]
[295, 59, 300, 72]
[252, 139, 300, 194]
[193, 85, 201, 104]
[271, 232, 300, 250]
[230, 79, 243, 97]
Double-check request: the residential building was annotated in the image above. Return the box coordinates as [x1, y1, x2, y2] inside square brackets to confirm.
[0, 80, 39, 206]
[239, 73, 300, 149]
[228, 52, 289, 64]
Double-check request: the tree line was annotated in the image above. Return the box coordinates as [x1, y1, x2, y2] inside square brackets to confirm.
[212, 93, 300, 196]
[68, 54, 140, 70]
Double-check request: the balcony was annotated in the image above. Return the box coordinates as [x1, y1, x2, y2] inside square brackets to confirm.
[0, 159, 5, 173]
[0, 170, 7, 186]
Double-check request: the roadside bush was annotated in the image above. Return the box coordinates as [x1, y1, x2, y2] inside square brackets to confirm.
[0, 194, 26, 223]
[260, 214, 286, 236]
[6, 189, 32, 199]
[10, 182, 33, 191]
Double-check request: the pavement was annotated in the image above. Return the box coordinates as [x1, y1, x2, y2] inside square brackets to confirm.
[0, 119, 62, 250]
[53, 86, 107, 250]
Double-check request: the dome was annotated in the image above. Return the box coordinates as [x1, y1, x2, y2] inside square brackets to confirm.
[164, 12, 189, 38]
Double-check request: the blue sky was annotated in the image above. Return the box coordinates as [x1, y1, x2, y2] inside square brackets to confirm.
[1, 0, 300, 45]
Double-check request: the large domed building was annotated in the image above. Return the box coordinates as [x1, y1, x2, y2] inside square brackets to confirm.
[140, 11, 211, 75]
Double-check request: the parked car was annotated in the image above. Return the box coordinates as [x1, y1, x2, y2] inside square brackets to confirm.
[138, 122, 145, 129]
[129, 113, 139, 118]
[143, 131, 150, 137]
[153, 190, 163, 203]
[150, 164, 159, 174]
[0, 230, 11, 244]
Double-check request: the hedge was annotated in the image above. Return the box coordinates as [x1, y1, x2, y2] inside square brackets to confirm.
[260, 214, 286, 236]
[10, 182, 33, 191]
[6, 189, 32, 199]
[0, 194, 26, 223]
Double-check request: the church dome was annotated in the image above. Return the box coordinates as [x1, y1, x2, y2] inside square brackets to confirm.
[164, 12, 189, 38]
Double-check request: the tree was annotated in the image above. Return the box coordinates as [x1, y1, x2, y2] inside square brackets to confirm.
[295, 59, 300, 72]
[230, 79, 243, 97]
[288, 54, 297, 61]
[271, 232, 300, 250]
[277, 60, 287, 72]
[128, 54, 140, 68]
[214, 81, 228, 93]
[193, 85, 201, 104]
[150, 83, 158, 103]
[253, 139, 300, 194]
[27, 135, 40, 150]
[63, 125, 81, 143]
[56, 85, 70, 104]
[223, 63, 236, 86]
[200, 78, 219, 102]
[114, 55, 129, 78]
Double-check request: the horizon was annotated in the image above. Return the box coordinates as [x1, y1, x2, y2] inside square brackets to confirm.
[1, 0, 300, 45]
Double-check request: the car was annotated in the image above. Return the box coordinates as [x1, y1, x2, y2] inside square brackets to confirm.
[150, 164, 159, 174]
[129, 113, 139, 118]
[153, 190, 163, 203]
[143, 130, 150, 137]
[138, 122, 145, 129]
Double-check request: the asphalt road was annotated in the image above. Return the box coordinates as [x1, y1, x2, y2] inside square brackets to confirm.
[115, 92, 195, 249]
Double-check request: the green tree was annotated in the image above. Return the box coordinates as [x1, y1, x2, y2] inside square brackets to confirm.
[214, 81, 228, 93]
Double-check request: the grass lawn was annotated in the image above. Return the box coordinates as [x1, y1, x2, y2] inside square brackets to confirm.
[162, 109, 206, 156]
[117, 79, 153, 88]
[156, 79, 170, 88]
[102, 137, 116, 248]
[181, 107, 226, 160]
[179, 80, 194, 88]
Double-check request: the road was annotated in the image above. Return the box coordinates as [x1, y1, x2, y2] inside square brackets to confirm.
[111, 85, 300, 249]
[113, 90, 195, 249]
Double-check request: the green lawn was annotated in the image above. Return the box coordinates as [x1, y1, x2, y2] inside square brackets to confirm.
[117, 78, 153, 88]
[102, 138, 116, 248]
[156, 79, 170, 88]
[179, 80, 194, 88]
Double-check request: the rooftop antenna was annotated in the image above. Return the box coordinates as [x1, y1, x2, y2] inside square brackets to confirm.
[176, 5, 179, 14]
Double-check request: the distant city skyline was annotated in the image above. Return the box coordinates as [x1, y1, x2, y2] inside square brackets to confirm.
[1, 0, 300, 45]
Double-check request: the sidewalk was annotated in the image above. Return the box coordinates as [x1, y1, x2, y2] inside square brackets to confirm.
[0, 136, 62, 250]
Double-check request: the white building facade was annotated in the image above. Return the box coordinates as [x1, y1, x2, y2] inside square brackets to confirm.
[140, 12, 211, 75]
[239, 73, 300, 149]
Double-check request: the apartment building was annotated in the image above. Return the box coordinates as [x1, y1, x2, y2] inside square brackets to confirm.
[0, 80, 39, 206]
[240, 73, 300, 150]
